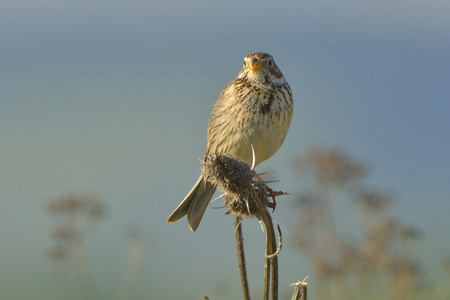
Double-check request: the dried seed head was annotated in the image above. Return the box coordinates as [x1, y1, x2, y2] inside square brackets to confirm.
[46, 246, 67, 260]
[202, 153, 254, 193]
[202, 154, 272, 218]
[47, 194, 107, 217]
[50, 225, 79, 241]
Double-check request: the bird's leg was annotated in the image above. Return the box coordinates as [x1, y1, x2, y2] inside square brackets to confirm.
[252, 170, 287, 211]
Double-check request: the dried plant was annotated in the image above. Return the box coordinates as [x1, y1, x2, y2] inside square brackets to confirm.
[291, 148, 422, 300]
[46, 194, 106, 300]
[433, 257, 450, 299]
[202, 153, 285, 300]
[290, 277, 308, 300]
[46, 193, 148, 300]
[202, 153, 274, 218]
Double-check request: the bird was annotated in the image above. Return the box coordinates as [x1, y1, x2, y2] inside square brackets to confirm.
[167, 52, 293, 231]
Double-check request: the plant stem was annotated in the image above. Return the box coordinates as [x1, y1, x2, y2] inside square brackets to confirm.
[261, 208, 278, 300]
[235, 216, 251, 300]
[248, 188, 278, 300]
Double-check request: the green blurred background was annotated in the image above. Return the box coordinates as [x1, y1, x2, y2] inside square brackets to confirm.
[1, 0, 449, 299]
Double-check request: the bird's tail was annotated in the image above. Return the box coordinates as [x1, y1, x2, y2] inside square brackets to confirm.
[166, 176, 216, 231]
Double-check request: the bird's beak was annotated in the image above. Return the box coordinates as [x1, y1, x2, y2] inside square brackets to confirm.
[248, 58, 263, 72]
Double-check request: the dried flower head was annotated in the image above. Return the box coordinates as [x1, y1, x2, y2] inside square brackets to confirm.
[50, 224, 79, 241]
[296, 149, 366, 186]
[201, 154, 273, 218]
[356, 191, 392, 213]
[46, 246, 67, 260]
[47, 194, 107, 217]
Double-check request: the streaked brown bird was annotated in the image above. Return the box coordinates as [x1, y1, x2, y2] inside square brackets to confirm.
[167, 52, 293, 231]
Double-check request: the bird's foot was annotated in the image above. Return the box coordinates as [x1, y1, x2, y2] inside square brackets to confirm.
[252, 171, 287, 211]
[265, 186, 288, 211]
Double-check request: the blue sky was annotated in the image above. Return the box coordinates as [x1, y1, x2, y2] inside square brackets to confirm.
[1, 1, 449, 299]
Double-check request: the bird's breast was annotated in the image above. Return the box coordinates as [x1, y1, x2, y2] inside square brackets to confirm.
[206, 81, 293, 166]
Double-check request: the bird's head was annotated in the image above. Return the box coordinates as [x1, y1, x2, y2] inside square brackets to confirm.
[238, 52, 285, 86]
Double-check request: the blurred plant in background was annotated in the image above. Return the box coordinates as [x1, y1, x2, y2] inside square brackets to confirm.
[291, 148, 422, 300]
[43, 150, 449, 299]
[46, 194, 148, 300]
[434, 257, 450, 299]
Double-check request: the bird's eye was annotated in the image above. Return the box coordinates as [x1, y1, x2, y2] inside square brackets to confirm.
[268, 60, 273, 66]
[243, 61, 246, 67]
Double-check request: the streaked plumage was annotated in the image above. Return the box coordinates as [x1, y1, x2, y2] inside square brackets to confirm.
[167, 52, 293, 231]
